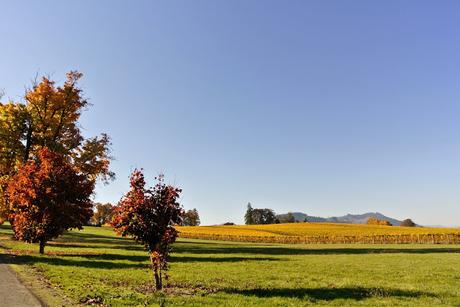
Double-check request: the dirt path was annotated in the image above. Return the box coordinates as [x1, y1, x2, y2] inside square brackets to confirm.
[0, 257, 42, 307]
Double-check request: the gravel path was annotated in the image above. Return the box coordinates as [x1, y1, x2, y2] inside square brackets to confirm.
[0, 255, 42, 307]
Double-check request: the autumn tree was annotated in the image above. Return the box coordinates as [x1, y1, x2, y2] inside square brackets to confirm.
[366, 217, 392, 226]
[0, 103, 28, 222]
[0, 72, 113, 222]
[6, 148, 93, 254]
[111, 170, 184, 290]
[183, 208, 200, 226]
[91, 203, 114, 226]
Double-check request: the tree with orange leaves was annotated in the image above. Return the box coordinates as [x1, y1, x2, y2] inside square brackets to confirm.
[111, 170, 184, 290]
[6, 148, 93, 254]
[0, 72, 113, 222]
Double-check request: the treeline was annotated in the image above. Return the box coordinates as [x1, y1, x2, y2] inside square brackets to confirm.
[244, 203, 278, 225]
[89, 203, 200, 227]
[245, 203, 417, 227]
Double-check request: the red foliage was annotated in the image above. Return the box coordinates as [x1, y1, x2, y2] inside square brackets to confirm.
[6, 148, 94, 254]
[111, 169, 183, 290]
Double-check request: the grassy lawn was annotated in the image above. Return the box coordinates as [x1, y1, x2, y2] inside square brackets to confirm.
[1, 224, 460, 306]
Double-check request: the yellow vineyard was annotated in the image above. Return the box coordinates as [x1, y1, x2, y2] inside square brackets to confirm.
[177, 223, 460, 244]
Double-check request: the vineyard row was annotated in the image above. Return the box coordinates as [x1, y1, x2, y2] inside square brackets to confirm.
[179, 232, 460, 244]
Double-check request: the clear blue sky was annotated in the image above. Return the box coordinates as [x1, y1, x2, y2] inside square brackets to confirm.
[1, 1, 459, 226]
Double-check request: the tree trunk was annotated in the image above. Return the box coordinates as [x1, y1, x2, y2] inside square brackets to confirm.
[23, 121, 33, 162]
[39, 240, 45, 254]
[154, 268, 162, 290]
[150, 253, 163, 290]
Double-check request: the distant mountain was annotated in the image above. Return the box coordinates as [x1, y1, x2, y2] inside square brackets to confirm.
[278, 212, 402, 226]
[283, 212, 326, 222]
[334, 212, 402, 225]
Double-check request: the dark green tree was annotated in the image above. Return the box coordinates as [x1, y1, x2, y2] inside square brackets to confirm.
[244, 203, 254, 225]
[183, 208, 200, 226]
[400, 219, 416, 227]
[278, 212, 296, 223]
[252, 208, 279, 224]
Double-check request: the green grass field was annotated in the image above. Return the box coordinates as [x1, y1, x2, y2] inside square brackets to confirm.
[1, 224, 460, 306]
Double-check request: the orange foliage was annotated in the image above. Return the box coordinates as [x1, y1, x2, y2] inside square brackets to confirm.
[6, 148, 94, 254]
[0, 72, 113, 223]
[366, 217, 392, 226]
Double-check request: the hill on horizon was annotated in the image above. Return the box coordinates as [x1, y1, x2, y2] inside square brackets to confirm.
[278, 212, 403, 226]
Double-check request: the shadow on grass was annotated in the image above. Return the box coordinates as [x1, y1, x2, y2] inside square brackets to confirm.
[170, 256, 281, 263]
[6, 254, 146, 269]
[4, 222, 460, 267]
[58, 231, 134, 244]
[0, 253, 11, 265]
[47, 242, 144, 251]
[56, 253, 281, 263]
[224, 287, 437, 301]
[0, 224, 11, 230]
[57, 253, 148, 262]
[1, 250, 281, 267]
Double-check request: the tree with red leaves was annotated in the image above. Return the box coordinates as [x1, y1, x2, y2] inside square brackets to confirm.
[6, 148, 93, 254]
[111, 169, 183, 290]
